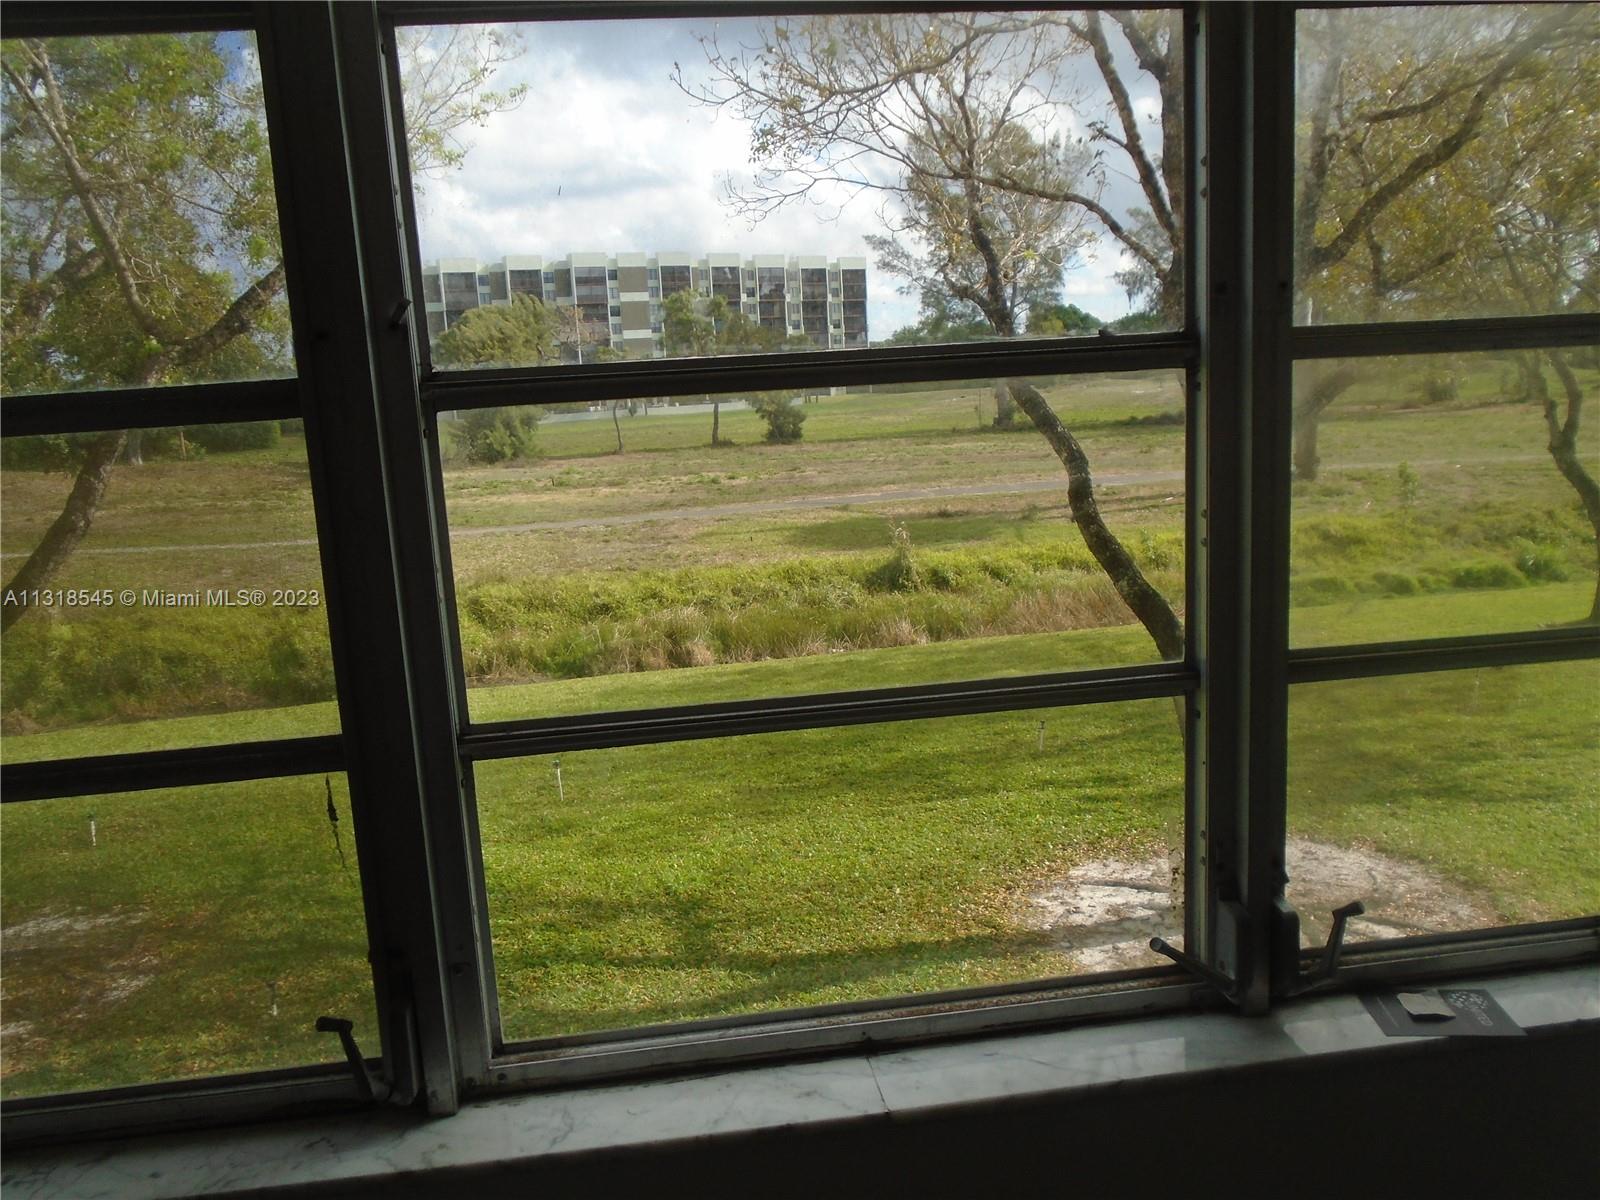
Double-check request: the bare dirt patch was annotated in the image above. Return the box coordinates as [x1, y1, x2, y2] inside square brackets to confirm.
[1019, 838, 1496, 973]
[1, 907, 156, 1075]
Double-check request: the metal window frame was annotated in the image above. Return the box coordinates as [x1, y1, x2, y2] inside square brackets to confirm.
[377, 0, 1218, 1082]
[3, 0, 1597, 1147]
[0, 0, 459, 1138]
[1275, 0, 1600, 974]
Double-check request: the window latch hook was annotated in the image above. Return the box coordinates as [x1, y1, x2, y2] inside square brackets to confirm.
[1285, 899, 1366, 997]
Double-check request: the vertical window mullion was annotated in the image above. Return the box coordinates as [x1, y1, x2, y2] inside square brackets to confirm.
[1193, 1, 1297, 1013]
[256, 0, 461, 1113]
[328, 1, 499, 1094]
[1242, 2, 1298, 1004]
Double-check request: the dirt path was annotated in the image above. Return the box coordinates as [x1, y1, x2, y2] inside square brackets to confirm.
[0, 453, 1545, 559]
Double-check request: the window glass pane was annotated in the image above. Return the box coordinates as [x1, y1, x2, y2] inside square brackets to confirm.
[1, 421, 337, 763]
[442, 372, 1186, 724]
[1293, 5, 1599, 324]
[1287, 663, 1599, 945]
[1289, 350, 1598, 647]
[400, 11, 1184, 371]
[479, 701, 1184, 1044]
[0, 34, 293, 395]
[0, 774, 375, 1099]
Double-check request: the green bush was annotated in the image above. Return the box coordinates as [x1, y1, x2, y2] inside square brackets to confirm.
[867, 523, 920, 592]
[750, 395, 807, 444]
[0, 434, 84, 472]
[1396, 461, 1420, 509]
[457, 407, 540, 464]
[1412, 372, 1459, 405]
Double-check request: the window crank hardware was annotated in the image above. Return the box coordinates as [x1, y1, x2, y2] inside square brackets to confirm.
[315, 1016, 388, 1102]
[1148, 936, 1243, 1005]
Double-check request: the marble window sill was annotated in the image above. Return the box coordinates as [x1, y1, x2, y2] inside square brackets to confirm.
[4, 964, 1596, 1199]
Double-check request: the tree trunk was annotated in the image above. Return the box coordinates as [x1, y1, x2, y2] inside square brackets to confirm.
[1009, 381, 1184, 660]
[711, 399, 721, 445]
[1291, 363, 1361, 481]
[124, 427, 144, 466]
[612, 400, 624, 454]
[2, 430, 127, 633]
[993, 380, 1018, 429]
[1537, 353, 1600, 624]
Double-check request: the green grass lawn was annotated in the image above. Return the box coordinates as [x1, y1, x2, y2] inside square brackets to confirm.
[2, 589, 1595, 1098]
[2, 364, 1596, 1096]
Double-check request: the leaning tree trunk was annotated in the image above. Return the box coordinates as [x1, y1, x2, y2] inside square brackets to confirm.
[1011, 379, 1188, 910]
[1, 430, 127, 633]
[1291, 363, 1361, 481]
[1538, 352, 1600, 624]
[1009, 381, 1184, 660]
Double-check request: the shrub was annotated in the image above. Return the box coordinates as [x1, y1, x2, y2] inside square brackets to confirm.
[750, 394, 806, 443]
[1396, 461, 1419, 510]
[458, 407, 540, 464]
[867, 523, 920, 592]
[1412, 372, 1459, 405]
[0, 433, 83, 472]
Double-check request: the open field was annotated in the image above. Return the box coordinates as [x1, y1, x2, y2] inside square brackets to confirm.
[2, 362, 1596, 1096]
[3, 364, 1595, 737]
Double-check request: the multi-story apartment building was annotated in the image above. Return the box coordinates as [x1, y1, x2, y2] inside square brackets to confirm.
[421, 252, 869, 357]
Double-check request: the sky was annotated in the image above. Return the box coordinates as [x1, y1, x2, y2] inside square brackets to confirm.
[406, 15, 1173, 339]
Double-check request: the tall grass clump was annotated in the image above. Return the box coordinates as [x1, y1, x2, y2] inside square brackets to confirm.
[1, 607, 335, 733]
[453, 535, 1185, 686]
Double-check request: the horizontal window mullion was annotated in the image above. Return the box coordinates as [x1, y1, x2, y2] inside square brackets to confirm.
[1291, 313, 1599, 362]
[460, 663, 1196, 761]
[421, 334, 1194, 413]
[0, 734, 345, 804]
[1, 379, 301, 439]
[381, 2, 1148, 30]
[1287, 627, 1600, 685]
[0, 1, 253, 39]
